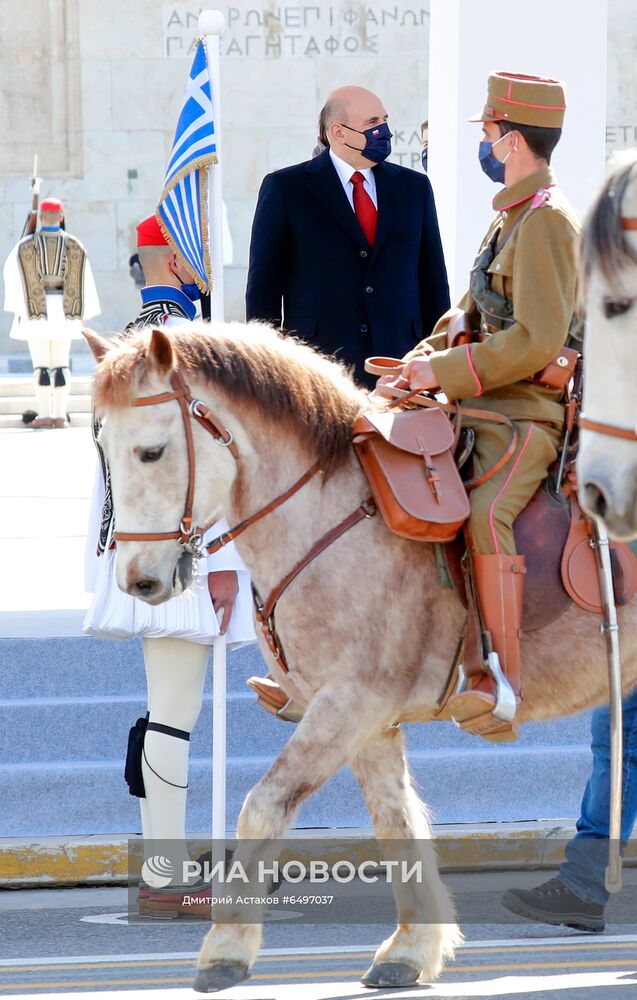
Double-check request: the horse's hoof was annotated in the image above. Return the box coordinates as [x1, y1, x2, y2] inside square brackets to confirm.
[360, 961, 421, 988]
[193, 961, 250, 993]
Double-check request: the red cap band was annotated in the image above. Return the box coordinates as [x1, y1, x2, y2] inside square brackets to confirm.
[40, 197, 64, 213]
[136, 215, 168, 247]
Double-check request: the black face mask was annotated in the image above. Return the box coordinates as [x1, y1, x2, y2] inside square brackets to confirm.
[338, 121, 393, 163]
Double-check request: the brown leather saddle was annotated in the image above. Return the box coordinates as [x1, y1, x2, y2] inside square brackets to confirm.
[441, 477, 637, 632]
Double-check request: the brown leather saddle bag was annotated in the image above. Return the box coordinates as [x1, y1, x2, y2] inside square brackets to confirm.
[353, 408, 470, 543]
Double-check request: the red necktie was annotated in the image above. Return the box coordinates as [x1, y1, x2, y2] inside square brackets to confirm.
[351, 171, 377, 246]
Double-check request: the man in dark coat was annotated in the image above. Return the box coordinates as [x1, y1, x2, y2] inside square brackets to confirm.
[246, 85, 450, 387]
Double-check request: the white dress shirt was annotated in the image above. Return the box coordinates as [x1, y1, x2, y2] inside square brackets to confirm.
[329, 149, 378, 210]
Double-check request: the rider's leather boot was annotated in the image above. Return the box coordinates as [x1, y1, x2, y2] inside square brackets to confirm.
[247, 675, 305, 723]
[447, 553, 525, 743]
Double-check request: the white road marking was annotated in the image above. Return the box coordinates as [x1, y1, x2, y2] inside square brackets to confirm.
[79, 907, 304, 926]
[3, 970, 637, 999]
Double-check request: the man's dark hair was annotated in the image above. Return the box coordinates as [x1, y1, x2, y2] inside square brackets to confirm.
[498, 120, 562, 163]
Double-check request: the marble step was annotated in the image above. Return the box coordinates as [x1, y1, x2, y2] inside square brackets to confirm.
[0, 394, 92, 415]
[0, 376, 92, 397]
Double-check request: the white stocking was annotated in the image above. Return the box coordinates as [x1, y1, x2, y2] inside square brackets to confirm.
[50, 337, 71, 420]
[27, 339, 52, 419]
[141, 637, 210, 878]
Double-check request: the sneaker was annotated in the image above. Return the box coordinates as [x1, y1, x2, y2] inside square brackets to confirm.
[502, 877, 605, 933]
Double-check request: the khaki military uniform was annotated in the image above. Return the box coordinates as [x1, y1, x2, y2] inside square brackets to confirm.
[410, 165, 580, 554]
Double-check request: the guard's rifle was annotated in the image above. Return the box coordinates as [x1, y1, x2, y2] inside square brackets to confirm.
[20, 155, 42, 238]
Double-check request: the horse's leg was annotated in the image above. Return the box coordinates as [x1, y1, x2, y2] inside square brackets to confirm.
[351, 726, 462, 988]
[194, 682, 396, 993]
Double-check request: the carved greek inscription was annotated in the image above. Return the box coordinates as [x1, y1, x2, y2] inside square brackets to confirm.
[162, 4, 429, 58]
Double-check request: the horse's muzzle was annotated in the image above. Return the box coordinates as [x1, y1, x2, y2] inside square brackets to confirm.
[581, 470, 637, 542]
[125, 575, 172, 604]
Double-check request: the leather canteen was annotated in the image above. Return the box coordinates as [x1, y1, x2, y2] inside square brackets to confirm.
[353, 408, 470, 543]
[531, 345, 579, 392]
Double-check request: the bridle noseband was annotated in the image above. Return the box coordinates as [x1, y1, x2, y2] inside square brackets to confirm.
[578, 215, 637, 444]
[114, 371, 240, 555]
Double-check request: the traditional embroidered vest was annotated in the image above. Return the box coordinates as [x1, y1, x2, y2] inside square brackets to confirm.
[16, 232, 86, 320]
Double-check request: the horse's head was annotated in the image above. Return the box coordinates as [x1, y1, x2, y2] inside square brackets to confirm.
[88, 320, 366, 603]
[87, 326, 239, 604]
[578, 152, 637, 540]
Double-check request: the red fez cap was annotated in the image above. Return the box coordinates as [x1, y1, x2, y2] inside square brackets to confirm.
[136, 214, 169, 247]
[40, 197, 64, 214]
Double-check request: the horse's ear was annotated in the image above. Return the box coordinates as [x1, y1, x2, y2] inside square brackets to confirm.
[147, 327, 175, 375]
[82, 327, 112, 362]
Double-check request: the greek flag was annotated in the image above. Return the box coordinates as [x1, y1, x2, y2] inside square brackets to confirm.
[156, 40, 216, 292]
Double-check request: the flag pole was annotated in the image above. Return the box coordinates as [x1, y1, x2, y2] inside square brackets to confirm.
[199, 9, 227, 852]
[199, 9, 225, 323]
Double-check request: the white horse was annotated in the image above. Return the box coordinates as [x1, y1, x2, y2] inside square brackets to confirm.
[578, 151, 637, 539]
[86, 322, 637, 993]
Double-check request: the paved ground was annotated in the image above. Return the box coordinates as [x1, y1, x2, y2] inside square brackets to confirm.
[0, 424, 94, 637]
[1, 877, 637, 998]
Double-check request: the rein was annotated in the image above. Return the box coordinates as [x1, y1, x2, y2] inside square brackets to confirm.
[579, 416, 637, 443]
[115, 369, 376, 671]
[577, 213, 637, 444]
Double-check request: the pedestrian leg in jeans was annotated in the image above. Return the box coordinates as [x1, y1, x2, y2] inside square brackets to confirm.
[502, 688, 637, 931]
[558, 687, 637, 905]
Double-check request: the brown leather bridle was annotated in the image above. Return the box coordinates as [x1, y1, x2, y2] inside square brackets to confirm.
[112, 369, 376, 670]
[114, 371, 240, 554]
[579, 416, 637, 442]
[578, 215, 637, 444]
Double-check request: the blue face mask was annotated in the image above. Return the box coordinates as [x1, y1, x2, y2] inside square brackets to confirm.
[181, 282, 201, 302]
[340, 121, 393, 163]
[421, 147, 428, 172]
[478, 134, 510, 184]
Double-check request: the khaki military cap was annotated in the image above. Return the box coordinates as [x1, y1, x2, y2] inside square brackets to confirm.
[470, 71, 567, 128]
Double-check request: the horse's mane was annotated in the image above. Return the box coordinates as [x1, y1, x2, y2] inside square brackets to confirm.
[93, 321, 370, 476]
[580, 150, 637, 298]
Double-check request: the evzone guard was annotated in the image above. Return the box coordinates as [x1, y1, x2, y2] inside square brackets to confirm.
[84, 215, 255, 917]
[3, 197, 100, 428]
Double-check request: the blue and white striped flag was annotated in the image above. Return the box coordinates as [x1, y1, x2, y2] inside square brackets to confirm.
[156, 40, 216, 292]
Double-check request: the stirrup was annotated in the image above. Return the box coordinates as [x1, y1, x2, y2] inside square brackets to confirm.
[485, 651, 517, 723]
[455, 664, 468, 695]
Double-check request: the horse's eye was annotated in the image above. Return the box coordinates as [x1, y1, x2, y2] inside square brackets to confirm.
[140, 445, 165, 463]
[603, 297, 633, 319]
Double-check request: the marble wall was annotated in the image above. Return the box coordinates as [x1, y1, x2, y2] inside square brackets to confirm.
[0, 0, 634, 352]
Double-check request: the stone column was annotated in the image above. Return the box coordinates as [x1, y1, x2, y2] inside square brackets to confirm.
[428, 0, 608, 299]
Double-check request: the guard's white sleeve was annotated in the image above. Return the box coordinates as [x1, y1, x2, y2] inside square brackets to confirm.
[3, 245, 25, 316]
[82, 257, 101, 320]
[204, 518, 248, 574]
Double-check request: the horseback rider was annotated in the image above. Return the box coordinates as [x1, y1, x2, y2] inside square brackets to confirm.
[399, 72, 580, 742]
